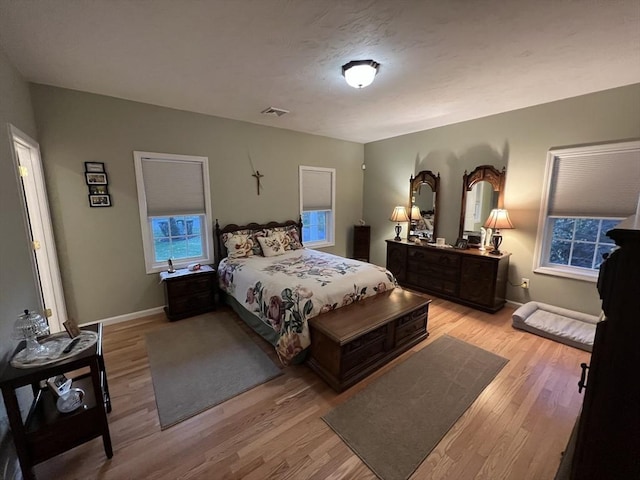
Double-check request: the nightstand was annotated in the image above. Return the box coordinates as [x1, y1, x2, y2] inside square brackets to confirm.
[160, 265, 216, 321]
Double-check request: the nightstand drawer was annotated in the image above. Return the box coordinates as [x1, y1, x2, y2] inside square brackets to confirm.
[169, 290, 215, 313]
[165, 274, 214, 297]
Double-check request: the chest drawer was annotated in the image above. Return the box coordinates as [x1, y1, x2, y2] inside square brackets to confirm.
[341, 324, 390, 375]
[395, 305, 428, 345]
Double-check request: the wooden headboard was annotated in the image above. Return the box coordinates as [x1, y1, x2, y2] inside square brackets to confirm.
[214, 218, 303, 265]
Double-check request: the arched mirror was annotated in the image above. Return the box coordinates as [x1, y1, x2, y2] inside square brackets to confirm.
[409, 170, 440, 241]
[459, 165, 506, 239]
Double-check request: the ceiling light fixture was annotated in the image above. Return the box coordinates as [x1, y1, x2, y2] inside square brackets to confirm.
[342, 60, 380, 89]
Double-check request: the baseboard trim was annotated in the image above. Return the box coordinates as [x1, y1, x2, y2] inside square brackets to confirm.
[506, 299, 524, 309]
[79, 306, 165, 327]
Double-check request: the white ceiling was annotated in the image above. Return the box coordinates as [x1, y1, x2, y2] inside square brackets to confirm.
[1, 1, 638, 143]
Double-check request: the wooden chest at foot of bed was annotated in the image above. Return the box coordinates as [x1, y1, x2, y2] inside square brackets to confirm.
[307, 288, 431, 392]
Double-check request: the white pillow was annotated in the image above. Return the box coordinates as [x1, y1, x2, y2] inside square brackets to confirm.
[257, 235, 286, 257]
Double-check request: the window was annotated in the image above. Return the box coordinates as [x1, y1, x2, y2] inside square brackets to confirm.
[546, 217, 620, 270]
[299, 166, 335, 248]
[534, 141, 640, 281]
[133, 151, 213, 273]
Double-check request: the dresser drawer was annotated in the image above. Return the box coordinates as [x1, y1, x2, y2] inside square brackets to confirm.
[408, 248, 461, 268]
[407, 261, 459, 280]
[406, 272, 458, 295]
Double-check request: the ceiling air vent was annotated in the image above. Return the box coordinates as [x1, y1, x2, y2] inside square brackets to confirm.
[260, 107, 289, 117]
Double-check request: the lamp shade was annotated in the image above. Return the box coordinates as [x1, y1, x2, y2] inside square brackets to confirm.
[389, 206, 410, 223]
[483, 209, 514, 231]
[410, 205, 421, 220]
[342, 60, 379, 88]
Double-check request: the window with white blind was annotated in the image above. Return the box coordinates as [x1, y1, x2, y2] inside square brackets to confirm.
[133, 151, 213, 273]
[533, 140, 640, 281]
[299, 166, 335, 248]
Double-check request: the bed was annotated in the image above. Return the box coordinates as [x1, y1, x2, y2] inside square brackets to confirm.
[215, 219, 397, 365]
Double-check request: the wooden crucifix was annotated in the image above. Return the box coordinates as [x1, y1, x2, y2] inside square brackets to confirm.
[252, 170, 264, 195]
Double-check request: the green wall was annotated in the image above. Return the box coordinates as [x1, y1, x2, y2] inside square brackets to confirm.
[30, 84, 364, 324]
[363, 84, 640, 315]
[0, 45, 40, 480]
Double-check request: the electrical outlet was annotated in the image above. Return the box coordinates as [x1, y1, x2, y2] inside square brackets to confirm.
[521, 278, 530, 289]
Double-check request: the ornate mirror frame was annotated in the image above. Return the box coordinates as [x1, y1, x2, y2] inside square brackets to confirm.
[409, 170, 440, 240]
[459, 165, 506, 238]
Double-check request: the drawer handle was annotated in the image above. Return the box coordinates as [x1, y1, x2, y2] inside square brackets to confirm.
[578, 362, 589, 393]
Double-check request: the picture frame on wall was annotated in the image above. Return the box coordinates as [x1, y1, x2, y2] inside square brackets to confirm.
[85, 172, 108, 185]
[89, 185, 108, 195]
[88, 194, 111, 207]
[84, 162, 105, 173]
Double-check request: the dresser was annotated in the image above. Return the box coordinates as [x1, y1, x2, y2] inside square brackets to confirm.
[567, 215, 640, 479]
[353, 225, 370, 262]
[160, 266, 216, 321]
[386, 240, 510, 312]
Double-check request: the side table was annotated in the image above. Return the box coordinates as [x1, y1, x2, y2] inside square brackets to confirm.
[160, 265, 217, 321]
[0, 323, 112, 480]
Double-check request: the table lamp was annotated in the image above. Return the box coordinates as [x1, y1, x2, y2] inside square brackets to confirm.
[409, 205, 421, 236]
[389, 206, 410, 241]
[483, 209, 514, 255]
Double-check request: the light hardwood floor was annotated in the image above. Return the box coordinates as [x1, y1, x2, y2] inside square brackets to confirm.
[35, 297, 589, 480]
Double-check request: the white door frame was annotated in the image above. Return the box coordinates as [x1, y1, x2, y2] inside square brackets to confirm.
[9, 124, 67, 333]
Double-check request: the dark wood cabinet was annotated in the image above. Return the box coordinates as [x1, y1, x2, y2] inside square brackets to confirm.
[568, 215, 640, 479]
[386, 239, 510, 312]
[307, 289, 430, 392]
[161, 266, 216, 321]
[0, 324, 112, 480]
[353, 225, 370, 262]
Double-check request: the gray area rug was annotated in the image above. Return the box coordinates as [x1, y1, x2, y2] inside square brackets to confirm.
[323, 335, 508, 480]
[146, 312, 282, 429]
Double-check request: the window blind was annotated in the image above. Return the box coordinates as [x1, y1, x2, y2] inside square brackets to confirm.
[548, 148, 640, 217]
[141, 158, 205, 216]
[301, 169, 333, 210]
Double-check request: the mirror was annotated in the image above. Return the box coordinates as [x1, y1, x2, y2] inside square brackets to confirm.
[459, 165, 506, 240]
[409, 170, 440, 241]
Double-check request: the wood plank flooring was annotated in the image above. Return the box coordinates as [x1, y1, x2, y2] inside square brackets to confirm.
[35, 297, 589, 479]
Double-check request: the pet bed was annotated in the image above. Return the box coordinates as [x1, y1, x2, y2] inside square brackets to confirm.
[512, 301, 600, 352]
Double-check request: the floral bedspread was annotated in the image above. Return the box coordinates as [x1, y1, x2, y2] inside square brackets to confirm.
[218, 249, 396, 364]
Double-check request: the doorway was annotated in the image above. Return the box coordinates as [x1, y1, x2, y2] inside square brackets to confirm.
[9, 125, 67, 333]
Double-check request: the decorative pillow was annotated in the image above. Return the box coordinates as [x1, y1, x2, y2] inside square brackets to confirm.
[223, 233, 254, 259]
[268, 226, 303, 250]
[222, 229, 263, 257]
[284, 226, 304, 250]
[251, 229, 268, 254]
[257, 235, 286, 257]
